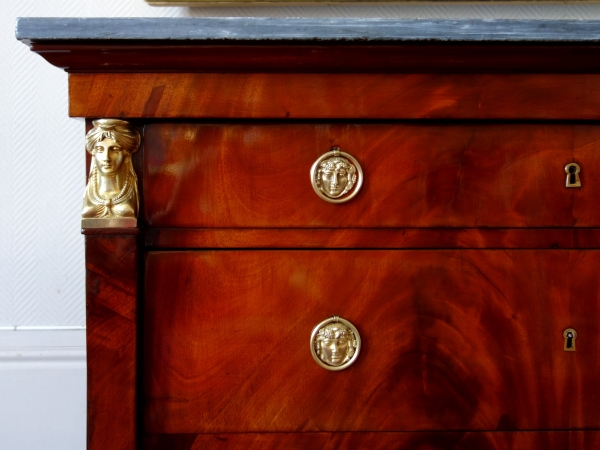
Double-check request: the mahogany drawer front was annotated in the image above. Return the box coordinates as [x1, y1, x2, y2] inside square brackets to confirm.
[144, 250, 600, 434]
[143, 431, 600, 450]
[143, 123, 600, 228]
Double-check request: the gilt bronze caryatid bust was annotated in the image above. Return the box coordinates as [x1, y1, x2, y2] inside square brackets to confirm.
[81, 119, 141, 228]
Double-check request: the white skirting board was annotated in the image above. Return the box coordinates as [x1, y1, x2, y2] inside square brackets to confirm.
[0, 329, 86, 450]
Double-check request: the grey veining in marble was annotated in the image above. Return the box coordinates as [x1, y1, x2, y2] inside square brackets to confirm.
[15, 17, 600, 43]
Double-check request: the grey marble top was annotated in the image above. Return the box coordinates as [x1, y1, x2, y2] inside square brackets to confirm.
[15, 17, 600, 43]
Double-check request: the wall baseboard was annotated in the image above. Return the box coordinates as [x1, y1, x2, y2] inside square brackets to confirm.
[0, 325, 86, 331]
[0, 329, 86, 450]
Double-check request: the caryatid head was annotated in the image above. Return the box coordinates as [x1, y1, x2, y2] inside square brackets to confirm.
[85, 119, 141, 176]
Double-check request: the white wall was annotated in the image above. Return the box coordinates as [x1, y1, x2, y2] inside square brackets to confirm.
[4, 1, 600, 449]
[5, 0, 600, 332]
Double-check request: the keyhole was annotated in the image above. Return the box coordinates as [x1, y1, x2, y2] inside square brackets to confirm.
[566, 332, 573, 348]
[569, 166, 577, 185]
[563, 328, 577, 352]
[565, 163, 581, 188]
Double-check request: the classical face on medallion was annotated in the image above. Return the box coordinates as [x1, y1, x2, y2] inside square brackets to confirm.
[313, 322, 358, 367]
[317, 157, 357, 198]
[310, 147, 363, 204]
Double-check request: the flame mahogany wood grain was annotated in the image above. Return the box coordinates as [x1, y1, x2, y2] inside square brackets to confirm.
[86, 235, 138, 450]
[144, 228, 600, 249]
[143, 431, 600, 450]
[143, 123, 600, 228]
[59, 31, 600, 448]
[144, 250, 600, 433]
[30, 42, 600, 74]
[71, 73, 600, 119]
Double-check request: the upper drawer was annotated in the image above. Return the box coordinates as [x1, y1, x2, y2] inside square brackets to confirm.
[143, 123, 600, 228]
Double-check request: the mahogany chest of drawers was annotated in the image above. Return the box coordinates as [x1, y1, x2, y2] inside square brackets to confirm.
[18, 17, 600, 450]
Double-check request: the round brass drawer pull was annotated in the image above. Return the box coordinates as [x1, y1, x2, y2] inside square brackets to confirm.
[310, 146, 363, 203]
[310, 316, 361, 371]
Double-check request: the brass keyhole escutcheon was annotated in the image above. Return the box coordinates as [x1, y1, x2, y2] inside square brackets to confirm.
[564, 328, 577, 351]
[565, 163, 581, 188]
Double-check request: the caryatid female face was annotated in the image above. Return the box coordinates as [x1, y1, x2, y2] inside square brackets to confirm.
[315, 323, 357, 367]
[317, 157, 357, 198]
[92, 138, 126, 175]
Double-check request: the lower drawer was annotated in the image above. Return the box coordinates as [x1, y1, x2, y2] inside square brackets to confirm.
[144, 250, 600, 433]
[143, 431, 600, 450]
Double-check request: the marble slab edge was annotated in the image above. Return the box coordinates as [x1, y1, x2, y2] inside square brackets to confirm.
[15, 18, 600, 44]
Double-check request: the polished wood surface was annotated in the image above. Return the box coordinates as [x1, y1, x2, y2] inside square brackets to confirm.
[36, 26, 600, 448]
[144, 250, 600, 433]
[145, 228, 600, 249]
[71, 73, 600, 119]
[143, 123, 600, 228]
[144, 431, 600, 450]
[86, 235, 138, 450]
[31, 43, 600, 74]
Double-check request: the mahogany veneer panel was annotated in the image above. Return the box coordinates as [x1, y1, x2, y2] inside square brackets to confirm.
[86, 235, 138, 450]
[144, 123, 600, 228]
[144, 250, 600, 433]
[71, 73, 600, 119]
[145, 228, 600, 249]
[143, 431, 600, 450]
